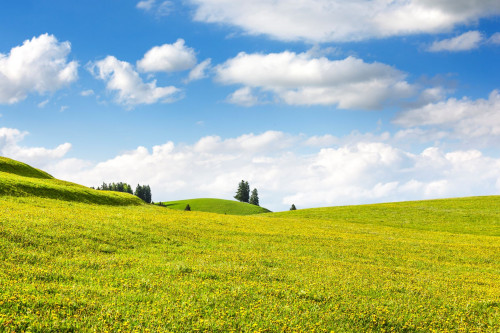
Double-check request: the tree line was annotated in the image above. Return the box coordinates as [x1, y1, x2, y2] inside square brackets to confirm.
[92, 182, 152, 203]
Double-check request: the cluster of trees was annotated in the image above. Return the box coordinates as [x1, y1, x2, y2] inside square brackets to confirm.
[94, 182, 133, 194]
[234, 180, 260, 206]
[94, 182, 152, 204]
[134, 184, 152, 204]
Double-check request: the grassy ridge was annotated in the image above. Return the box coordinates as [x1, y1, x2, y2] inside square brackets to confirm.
[0, 195, 499, 332]
[0, 157, 53, 179]
[0, 156, 142, 206]
[160, 198, 271, 215]
[268, 196, 500, 236]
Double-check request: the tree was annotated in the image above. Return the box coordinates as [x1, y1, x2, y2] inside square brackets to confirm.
[144, 185, 152, 204]
[290, 204, 297, 211]
[134, 184, 152, 203]
[184, 204, 191, 211]
[249, 188, 259, 206]
[234, 180, 250, 203]
[134, 184, 144, 201]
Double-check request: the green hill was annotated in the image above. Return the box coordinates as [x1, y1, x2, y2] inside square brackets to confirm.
[158, 198, 271, 215]
[0, 156, 53, 179]
[0, 156, 142, 206]
[0, 157, 498, 331]
[0, 194, 498, 331]
[268, 196, 500, 236]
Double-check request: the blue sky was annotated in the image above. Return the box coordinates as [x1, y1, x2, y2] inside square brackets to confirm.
[1, 0, 500, 211]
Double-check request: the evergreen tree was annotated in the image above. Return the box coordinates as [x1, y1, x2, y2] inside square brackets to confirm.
[249, 188, 259, 206]
[184, 204, 191, 211]
[144, 185, 152, 204]
[290, 204, 297, 211]
[135, 184, 144, 201]
[234, 180, 250, 202]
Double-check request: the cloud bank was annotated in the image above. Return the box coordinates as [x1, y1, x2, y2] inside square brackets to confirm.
[4, 127, 499, 211]
[189, 0, 500, 42]
[216, 52, 414, 109]
[394, 90, 500, 140]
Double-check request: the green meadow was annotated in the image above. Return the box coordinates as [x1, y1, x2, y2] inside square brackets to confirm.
[0, 157, 499, 332]
[159, 198, 271, 215]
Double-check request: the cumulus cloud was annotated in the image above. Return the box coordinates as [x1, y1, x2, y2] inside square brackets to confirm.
[428, 30, 484, 52]
[394, 90, 500, 139]
[0, 33, 78, 104]
[189, 0, 500, 42]
[216, 51, 414, 109]
[226, 87, 259, 106]
[137, 39, 197, 73]
[0, 127, 71, 166]
[90, 56, 180, 107]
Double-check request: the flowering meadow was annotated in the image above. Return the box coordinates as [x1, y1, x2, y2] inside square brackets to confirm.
[0, 194, 498, 332]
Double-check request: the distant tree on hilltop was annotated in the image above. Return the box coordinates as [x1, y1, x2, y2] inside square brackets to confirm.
[290, 204, 297, 211]
[249, 188, 259, 206]
[234, 180, 250, 203]
[134, 184, 152, 203]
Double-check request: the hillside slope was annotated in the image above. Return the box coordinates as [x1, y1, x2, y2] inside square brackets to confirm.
[268, 195, 500, 236]
[159, 198, 271, 215]
[0, 156, 142, 205]
[0, 195, 498, 331]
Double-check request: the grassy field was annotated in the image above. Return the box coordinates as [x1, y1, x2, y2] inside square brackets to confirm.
[0, 158, 499, 331]
[0, 157, 142, 206]
[159, 198, 271, 215]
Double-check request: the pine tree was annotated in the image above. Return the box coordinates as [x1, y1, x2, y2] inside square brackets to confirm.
[234, 180, 250, 202]
[249, 188, 259, 206]
[185, 204, 191, 211]
[290, 204, 297, 211]
[135, 184, 144, 201]
[144, 185, 152, 204]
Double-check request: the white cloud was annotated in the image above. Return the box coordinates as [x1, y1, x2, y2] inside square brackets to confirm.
[137, 0, 173, 16]
[0, 34, 78, 104]
[80, 89, 94, 96]
[0, 129, 484, 212]
[394, 90, 500, 139]
[137, 39, 197, 73]
[90, 55, 180, 107]
[489, 32, 500, 44]
[227, 87, 259, 107]
[38, 99, 49, 108]
[0, 127, 71, 166]
[216, 51, 414, 109]
[137, 0, 155, 10]
[428, 30, 484, 52]
[189, 0, 500, 42]
[186, 58, 212, 82]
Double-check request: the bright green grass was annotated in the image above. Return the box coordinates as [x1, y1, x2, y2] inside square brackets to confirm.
[0, 195, 499, 332]
[0, 157, 53, 179]
[159, 198, 271, 215]
[268, 196, 500, 237]
[0, 156, 142, 206]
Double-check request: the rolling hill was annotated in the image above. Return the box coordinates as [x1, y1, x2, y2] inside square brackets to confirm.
[0, 156, 498, 331]
[0, 156, 142, 205]
[159, 198, 271, 215]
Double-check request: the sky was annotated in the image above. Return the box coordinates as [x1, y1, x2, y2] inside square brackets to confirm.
[1, 0, 500, 211]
